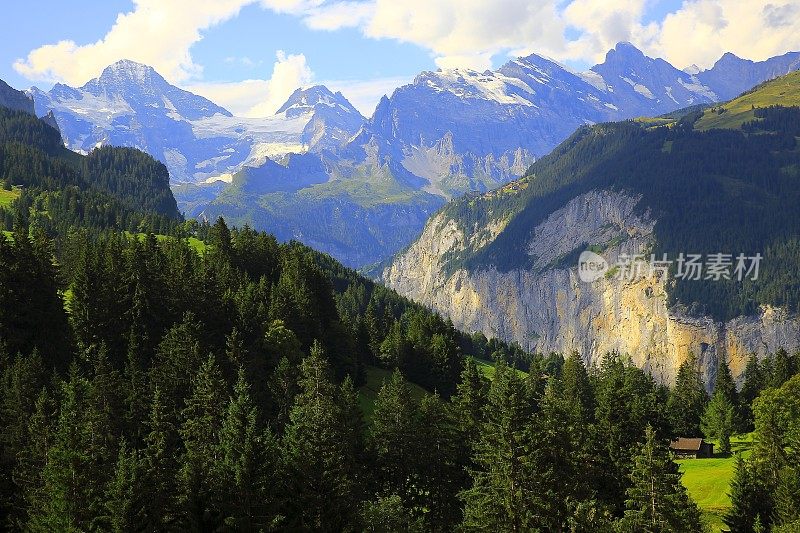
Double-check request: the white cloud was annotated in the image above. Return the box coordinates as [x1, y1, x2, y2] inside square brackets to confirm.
[188, 51, 313, 117]
[648, 0, 800, 69]
[291, 0, 800, 71]
[434, 54, 494, 72]
[12, 0, 800, 113]
[259, 0, 325, 14]
[13, 0, 252, 85]
[304, 1, 374, 30]
[561, 0, 659, 64]
[362, 0, 569, 69]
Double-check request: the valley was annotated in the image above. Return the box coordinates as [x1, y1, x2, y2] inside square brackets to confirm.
[2, 6, 800, 530]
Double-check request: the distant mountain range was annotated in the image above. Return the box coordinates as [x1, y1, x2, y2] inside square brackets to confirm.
[383, 70, 800, 386]
[16, 43, 800, 266]
[28, 60, 365, 184]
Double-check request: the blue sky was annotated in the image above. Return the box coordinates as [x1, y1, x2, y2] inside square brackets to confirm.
[4, 0, 799, 116]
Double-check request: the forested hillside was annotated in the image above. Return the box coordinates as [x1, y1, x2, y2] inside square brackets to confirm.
[0, 206, 798, 530]
[0, 106, 180, 235]
[0, 94, 799, 530]
[438, 78, 800, 320]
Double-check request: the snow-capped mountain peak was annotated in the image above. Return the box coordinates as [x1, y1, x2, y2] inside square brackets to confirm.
[276, 85, 362, 119]
[28, 63, 366, 182]
[97, 59, 162, 86]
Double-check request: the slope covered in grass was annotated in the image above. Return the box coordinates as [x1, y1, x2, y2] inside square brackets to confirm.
[0, 186, 19, 208]
[695, 70, 800, 130]
[677, 434, 754, 532]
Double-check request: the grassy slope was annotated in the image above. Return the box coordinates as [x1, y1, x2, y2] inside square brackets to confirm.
[0, 187, 20, 208]
[695, 70, 800, 130]
[677, 434, 754, 532]
[125, 231, 207, 254]
[358, 365, 428, 422]
[471, 357, 527, 379]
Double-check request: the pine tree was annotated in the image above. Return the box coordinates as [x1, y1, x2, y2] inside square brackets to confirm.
[714, 357, 743, 433]
[178, 354, 227, 531]
[338, 375, 366, 492]
[740, 354, 764, 431]
[269, 355, 299, 432]
[0, 350, 45, 524]
[209, 217, 232, 258]
[452, 358, 489, 441]
[27, 365, 95, 531]
[104, 439, 146, 532]
[752, 388, 789, 491]
[219, 367, 277, 531]
[280, 342, 359, 531]
[122, 331, 149, 444]
[370, 369, 421, 508]
[724, 456, 762, 533]
[616, 425, 703, 532]
[774, 465, 800, 527]
[461, 361, 537, 532]
[702, 387, 735, 454]
[714, 357, 738, 403]
[69, 243, 103, 350]
[13, 387, 54, 529]
[530, 379, 589, 530]
[667, 353, 708, 437]
[0, 229, 72, 369]
[771, 349, 796, 388]
[379, 321, 410, 369]
[86, 345, 123, 459]
[140, 388, 179, 530]
[592, 353, 665, 512]
[416, 392, 464, 529]
[149, 312, 204, 424]
[561, 351, 594, 421]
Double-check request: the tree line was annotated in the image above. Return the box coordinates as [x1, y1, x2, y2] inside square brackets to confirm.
[1, 216, 799, 530]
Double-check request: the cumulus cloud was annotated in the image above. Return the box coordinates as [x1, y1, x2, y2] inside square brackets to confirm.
[13, 0, 251, 85]
[188, 51, 313, 117]
[362, 0, 569, 69]
[649, 0, 800, 69]
[561, 0, 659, 64]
[304, 1, 374, 30]
[293, 0, 800, 70]
[12, 0, 800, 115]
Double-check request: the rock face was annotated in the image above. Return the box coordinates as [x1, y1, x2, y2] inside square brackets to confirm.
[0, 79, 35, 115]
[383, 190, 800, 387]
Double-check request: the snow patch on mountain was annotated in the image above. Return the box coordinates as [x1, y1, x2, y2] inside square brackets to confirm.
[677, 77, 718, 101]
[29, 63, 365, 184]
[621, 76, 655, 99]
[415, 69, 537, 107]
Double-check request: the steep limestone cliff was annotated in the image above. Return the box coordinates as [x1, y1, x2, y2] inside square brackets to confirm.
[383, 190, 800, 387]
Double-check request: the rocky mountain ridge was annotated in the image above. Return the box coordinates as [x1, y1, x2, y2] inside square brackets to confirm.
[383, 76, 800, 384]
[16, 45, 800, 267]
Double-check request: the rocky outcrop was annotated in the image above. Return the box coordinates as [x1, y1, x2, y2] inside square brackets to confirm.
[383, 190, 800, 387]
[0, 79, 35, 115]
